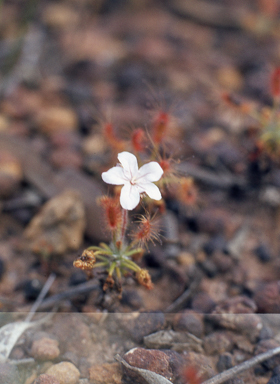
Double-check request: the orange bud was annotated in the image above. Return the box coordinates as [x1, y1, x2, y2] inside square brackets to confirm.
[177, 177, 197, 206]
[271, 68, 280, 98]
[104, 122, 125, 150]
[136, 269, 153, 289]
[152, 111, 169, 144]
[258, 0, 279, 17]
[131, 128, 147, 152]
[103, 274, 115, 291]
[73, 249, 96, 270]
[159, 159, 171, 174]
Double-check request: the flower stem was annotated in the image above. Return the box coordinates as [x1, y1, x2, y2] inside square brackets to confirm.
[120, 209, 128, 244]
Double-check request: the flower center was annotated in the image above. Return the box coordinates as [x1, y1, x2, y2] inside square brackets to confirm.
[130, 176, 137, 185]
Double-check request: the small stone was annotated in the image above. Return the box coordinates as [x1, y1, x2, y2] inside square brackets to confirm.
[34, 374, 60, 384]
[120, 289, 143, 310]
[172, 310, 204, 338]
[0, 114, 9, 131]
[0, 363, 20, 384]
[254, 244, 272, 263]
[267, 375, 280, 384]
[82, 134, 106, 156]
[144, 330, 203, 353]
[216, 353, 233, 372]
[259, 326, 274, 340]
[50, 131, 80, 149]
[0, 151, 23, 197]
[78, 380, 90, 384]
[36, 107, 78, 136]
[24, 279, 43, 301]
[123, 347, 183, 384]
[116, 312, 165, 343]
[191, 292, 216, 313]
[217, 66, 243, 91]
[203, 235, 227, 256]
[255, 339, 280, 370]
[212, 252, 235, 273]
[43, 3, 79, 29]
[199, 259, 218, 278]
[196, 208, 234, 235]
[23, 190, 86, 255]
[0, 258, 5, 280]
[89, 363, 122, 384]
[253, 281, 280, 313]
[46, 362, 80, 384]
[69, 271, 87, 286]
[31, 337, 60, 361]
[208, 312, 263, 342]
[204, 331, 233, 355]
[51, 315, 92, 358]
[50, 149, 82, 170]
[213, 296, 257, 314]
[61, 351, 79, 367]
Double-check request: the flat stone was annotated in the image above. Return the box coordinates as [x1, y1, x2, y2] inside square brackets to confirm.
[123, 347, 183, 383]
[23, 190, 86, 255]
[0, 363, 20, 384]
[33, 374, 60, 384]
[116, 312, 165, 343]
[31, 337, 60, 361]
[46, 362, 80, 384]
[89, 362, 122, 384]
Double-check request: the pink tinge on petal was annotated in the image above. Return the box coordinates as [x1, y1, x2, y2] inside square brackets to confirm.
[117, 151, 139, 180]
[139, 182, 162, 200]
[102, 166, 126, 185]
[120, 183, 141, 210]
[136, 162, 163, 182]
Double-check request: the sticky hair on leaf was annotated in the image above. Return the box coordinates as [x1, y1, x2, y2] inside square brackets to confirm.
[131, 212, 161, 247]
[99, 195, 122, 231]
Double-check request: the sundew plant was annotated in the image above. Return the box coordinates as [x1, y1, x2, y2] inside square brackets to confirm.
[73, 110, 197, 294]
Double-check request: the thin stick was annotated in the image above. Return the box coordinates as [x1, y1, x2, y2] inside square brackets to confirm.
[202, 346, 280, 384]
[25, 280, 99, 311]
[25, 273, 56, 323]
[165, 270, 202, 313]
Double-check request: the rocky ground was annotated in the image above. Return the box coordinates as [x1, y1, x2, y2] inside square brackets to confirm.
[2, 0, 280, 383]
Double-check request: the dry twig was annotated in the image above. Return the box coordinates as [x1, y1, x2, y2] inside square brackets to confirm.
[202, 346, 280, 384]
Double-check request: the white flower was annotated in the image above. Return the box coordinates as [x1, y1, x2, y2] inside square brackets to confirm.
[102, 151, 163, 210]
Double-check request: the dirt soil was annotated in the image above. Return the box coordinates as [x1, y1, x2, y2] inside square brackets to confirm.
[2, 1, 280, 383]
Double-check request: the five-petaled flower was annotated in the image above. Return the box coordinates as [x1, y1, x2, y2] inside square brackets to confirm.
[102, 151, 163, 210]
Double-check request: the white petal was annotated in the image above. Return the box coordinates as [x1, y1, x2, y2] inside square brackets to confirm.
[120, 183, 140, 210]
[136, 162, 163, 183]
[139, 182, 162, 200]
[102, 166, 126, 185]
[118, 151, 138, 180]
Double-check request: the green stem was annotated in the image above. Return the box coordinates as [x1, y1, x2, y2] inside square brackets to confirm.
[121, 259, 141, 272]
[125, 248, 144, 258]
